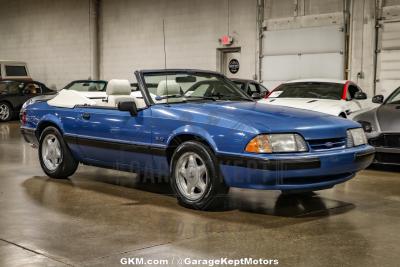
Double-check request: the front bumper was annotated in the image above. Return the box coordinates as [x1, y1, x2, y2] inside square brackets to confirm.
[373, 147, 400, 165]
[368, 133, 400, 165]
[217, 145, 375, 191]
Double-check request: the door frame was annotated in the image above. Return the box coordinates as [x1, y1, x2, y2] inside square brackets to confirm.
[216, 47, 241, 75]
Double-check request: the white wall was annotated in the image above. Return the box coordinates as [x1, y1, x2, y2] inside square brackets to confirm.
[0, 0, 92, 89]
[100, 0, 257, 82]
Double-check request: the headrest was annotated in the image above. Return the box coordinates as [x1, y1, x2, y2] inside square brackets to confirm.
[157, 80, 182, 96]
[106, 79, 131, 96]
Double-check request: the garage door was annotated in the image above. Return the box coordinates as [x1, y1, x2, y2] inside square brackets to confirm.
[376, 20, 400, 97]
[261, 25, 345, 89]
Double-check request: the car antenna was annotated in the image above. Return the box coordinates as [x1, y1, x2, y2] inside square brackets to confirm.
[162, 19, 169, 106]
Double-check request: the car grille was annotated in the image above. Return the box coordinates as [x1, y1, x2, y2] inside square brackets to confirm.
[375, 153, 400, 165]
[308, 137, 347, 151]
[369, 134, 400, 148]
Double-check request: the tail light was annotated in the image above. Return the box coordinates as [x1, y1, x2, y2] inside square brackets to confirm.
[21, 111, 27, 125]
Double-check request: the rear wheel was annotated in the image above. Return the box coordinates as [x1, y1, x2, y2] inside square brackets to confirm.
[170, 141, 229, 210]
[38, 126, 78, 179]
[0, 102, 12, 122]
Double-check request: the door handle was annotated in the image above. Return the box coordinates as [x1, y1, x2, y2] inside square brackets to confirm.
[82, 113, 91, 120]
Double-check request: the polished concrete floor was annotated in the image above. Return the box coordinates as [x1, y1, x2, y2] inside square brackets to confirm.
[0, 121, 399, 267]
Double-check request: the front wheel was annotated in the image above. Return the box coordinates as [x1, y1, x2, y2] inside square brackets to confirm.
[38, 126, 78, 179]
[170, 141, 229, 210]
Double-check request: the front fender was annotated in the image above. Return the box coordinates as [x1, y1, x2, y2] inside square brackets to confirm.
[167, 125, 219, 152]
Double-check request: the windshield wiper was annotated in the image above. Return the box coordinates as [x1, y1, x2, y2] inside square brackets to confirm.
[185, 96, 217, 101]
[218, 96, 254, 102]
[155, 94, 184, 100]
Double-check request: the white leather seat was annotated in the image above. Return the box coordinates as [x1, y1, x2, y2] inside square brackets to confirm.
[105, 79, 134, 107]
[155, 80, 183, 103]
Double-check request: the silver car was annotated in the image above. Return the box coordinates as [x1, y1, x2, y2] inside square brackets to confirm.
[354, 87, 400, 165]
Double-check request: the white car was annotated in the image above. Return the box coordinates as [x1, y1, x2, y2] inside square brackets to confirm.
[258, 79, 370, 118]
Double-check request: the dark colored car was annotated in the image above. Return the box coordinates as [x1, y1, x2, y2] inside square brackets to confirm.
[231, 78, 269, 99]
[354, 87, 400, 165]
[0, 80, 55, 122]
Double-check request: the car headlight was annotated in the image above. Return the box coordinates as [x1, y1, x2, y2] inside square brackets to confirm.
[347, 128, 367, 147]
[358, 121, 373, 133]
[245, 134, 308, 153]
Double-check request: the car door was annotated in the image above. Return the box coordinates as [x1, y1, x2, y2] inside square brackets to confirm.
[71, 105, 153, 173]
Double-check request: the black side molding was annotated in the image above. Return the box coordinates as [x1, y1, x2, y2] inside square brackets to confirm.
[217, 154, 321, 170]
[64, 135, 166, 156]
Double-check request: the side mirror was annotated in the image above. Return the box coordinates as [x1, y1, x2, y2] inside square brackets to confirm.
[251, 92, 261, 99]
[372, 95, 384, 104]
[354, 91, 367, 100]
[118, 101, 138, 116]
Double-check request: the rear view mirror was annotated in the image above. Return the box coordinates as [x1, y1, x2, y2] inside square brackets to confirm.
[354, 92, 367, 100]
[176, 76, 196, 83]
[372, 95, 384, 104]
[251, 92, 261, 99]
[118, 101, 138, 116]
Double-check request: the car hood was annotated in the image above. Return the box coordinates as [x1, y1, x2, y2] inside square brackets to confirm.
[261, 98, 343, 116]
[376, 104, 400, 132]
[165, 101, 359, 140]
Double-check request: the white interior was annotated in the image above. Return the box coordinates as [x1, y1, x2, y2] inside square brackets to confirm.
[48, 79, 147, 109]
[48, 89, 97, 108]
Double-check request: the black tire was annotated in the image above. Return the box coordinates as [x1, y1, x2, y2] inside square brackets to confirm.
[170, 141, 229, 210]
[0, 102, 13, 122]
[38, 126, 78, 179]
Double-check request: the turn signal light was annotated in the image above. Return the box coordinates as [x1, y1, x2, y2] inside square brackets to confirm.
[245, 135, 273, 153]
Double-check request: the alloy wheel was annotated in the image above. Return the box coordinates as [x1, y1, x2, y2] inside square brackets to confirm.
[175, 152, 209, 201]
[0, 104, 10, 121]
[41, 134, 63, 171]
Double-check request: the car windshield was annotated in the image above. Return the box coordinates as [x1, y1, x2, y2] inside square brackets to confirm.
[270, 82, 343, 100]
[233, 81, 246, 90]
[64, 81, 107, 92]
[386, 88, 400, 104]
[142, 72, 252, 104]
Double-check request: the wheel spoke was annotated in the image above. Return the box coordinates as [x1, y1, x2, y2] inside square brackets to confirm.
[188, 155, 197, 168]
[179, 165, 188, 179]
[197, 179, 207, 193]
[186, 182, 194, 194]
[197, 165, 206, 177]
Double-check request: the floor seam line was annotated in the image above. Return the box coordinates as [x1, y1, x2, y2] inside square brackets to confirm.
[0, 238, 73, 266]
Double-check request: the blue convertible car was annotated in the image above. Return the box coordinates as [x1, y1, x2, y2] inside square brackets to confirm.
[21, 69, 375, 210]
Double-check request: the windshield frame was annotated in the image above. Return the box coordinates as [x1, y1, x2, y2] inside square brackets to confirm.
[385, 87, 400, 105]
[136, 69, 253, 106]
